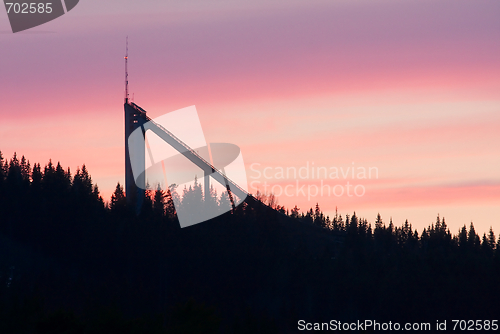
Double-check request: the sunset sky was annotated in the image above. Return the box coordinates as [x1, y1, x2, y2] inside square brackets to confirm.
[1, 0, 499, 234]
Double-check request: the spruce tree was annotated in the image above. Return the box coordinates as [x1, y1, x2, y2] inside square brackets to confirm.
[110, 182, 126, 210]
[488, 227, 496, 250]
[153, 185, 166, 217]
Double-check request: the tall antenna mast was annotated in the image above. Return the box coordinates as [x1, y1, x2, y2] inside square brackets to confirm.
[124, 36, 129, 104]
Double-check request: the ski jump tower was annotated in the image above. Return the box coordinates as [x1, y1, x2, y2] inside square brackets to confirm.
[122, 40, 249, 216]
[124, 40, 147, 211]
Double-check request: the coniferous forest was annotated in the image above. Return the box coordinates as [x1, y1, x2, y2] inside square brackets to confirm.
[0, 151, 499, 333]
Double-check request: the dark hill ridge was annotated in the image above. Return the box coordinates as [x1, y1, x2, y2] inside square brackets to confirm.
[0, 151, 499, 333]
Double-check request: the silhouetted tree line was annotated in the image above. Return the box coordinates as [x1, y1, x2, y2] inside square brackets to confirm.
[0, 151, 499, 333]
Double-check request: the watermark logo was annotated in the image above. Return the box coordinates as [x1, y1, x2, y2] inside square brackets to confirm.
[249, 162, 379, 200]
[128, 105, 248, 228]
[3, 0, 79, 33]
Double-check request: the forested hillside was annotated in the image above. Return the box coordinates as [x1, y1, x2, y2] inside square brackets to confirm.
[1, 151, 499, 333]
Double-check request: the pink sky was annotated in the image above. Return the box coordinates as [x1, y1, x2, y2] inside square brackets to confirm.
[1, 0, 499, 234]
